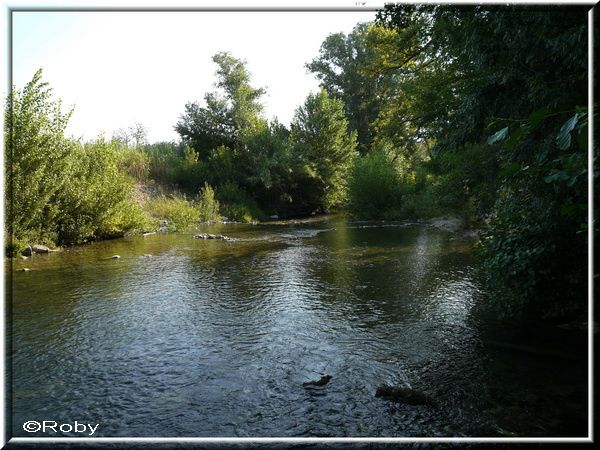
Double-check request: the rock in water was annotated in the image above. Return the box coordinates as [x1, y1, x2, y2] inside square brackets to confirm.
[111, 255, 121, 259]
[32, 245, 50, 253]
[194, 234, 234, 241]
[375, 385, 436, 406]
[302, 375, 332, 387]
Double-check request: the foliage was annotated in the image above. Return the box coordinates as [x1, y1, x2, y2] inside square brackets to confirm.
[375, 4, 589, 319]
[291, 90, 358, 211]
[115, 144, 150, 181]
[4, 70, 149, 255]
[307, 23, 397, 153]
[347, 150, 403, 219]
[145, 194, 200, 231]
[196, 182, 221, 222]
[216, 181, 264, 222]
[175, 52, 266, 159]
[55, 139, 153, 244]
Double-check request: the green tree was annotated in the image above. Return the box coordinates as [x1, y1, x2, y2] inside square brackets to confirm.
[375, 4, 589, 318]
[5, 70, 149, 254]
[175, 52, 266, 159]
[291, 90, 358, 211]
[307, 23, 397, 153]
[5, 69, 74, 251]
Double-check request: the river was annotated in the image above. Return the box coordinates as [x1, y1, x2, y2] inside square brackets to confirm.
[9, 216, 588, 437]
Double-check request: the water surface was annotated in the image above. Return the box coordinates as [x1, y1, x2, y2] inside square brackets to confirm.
[9, 217, 587, 437]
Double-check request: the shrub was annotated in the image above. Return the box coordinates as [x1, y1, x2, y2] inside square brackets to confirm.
[196, 183, 221, 222]
[347, 151, 403, 219]
[217, 181, 264, 222]
[56, 140, 153, 244]
[4, 70, 150, 254]
[145, 194, 200, 231]
[116, 145, 150, 181]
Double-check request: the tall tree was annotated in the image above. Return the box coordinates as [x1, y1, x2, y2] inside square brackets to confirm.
[291, 90, 358, 211]
[306, 23, 396, 153]
[175, 52, 265, 159]
[5, 69, 74, 249]
[376, 4, 589, 318]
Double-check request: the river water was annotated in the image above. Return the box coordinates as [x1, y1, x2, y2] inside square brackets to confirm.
[9, 217, 588, 437]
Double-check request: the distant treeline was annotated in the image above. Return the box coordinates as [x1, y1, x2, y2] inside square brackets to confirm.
[5, 5, 590, 320]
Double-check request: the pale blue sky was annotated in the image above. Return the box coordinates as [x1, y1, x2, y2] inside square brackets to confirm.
[12, 10, 376, 142]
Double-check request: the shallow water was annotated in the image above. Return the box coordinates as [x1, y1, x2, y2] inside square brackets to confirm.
[8, 217, 588, 437]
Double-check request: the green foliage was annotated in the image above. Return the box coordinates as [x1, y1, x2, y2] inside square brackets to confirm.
[5, 70, 149, 255]
[307, 23, 397, 153]
[145, 194, 200, 231]
[376, 5, 588, 319]
[216, 181, 264, 222]
[347, 150, 403, 219]
[56, 139, 153, 244]
[291, 90, 358, 211]
[196, 183, 221, 222]
[115, 144, 150, 181]
[175, 52, 265, 159]
[5, 69, 74, 250]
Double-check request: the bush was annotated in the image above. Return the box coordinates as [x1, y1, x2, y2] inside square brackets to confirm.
[145, 194, 200, 231]
[116, 145, 150, 181]
[217, 181, 264, 222]
[347, 151, 403, 219]
[56, 140, 153, 243]
[4, 70, 150, 255]
[196, 183, 221, 222]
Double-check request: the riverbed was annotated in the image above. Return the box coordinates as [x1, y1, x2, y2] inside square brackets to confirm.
[9, 217, 588, 437]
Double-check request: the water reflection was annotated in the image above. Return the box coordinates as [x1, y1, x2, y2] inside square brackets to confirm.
[9, 219, 586, 437]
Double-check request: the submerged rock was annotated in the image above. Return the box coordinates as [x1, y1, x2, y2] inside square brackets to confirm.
[302, 375, 332, 387]
[375, 385, 436, 406]
[23, 244, 56, 256]
[194, 233, 234, 241]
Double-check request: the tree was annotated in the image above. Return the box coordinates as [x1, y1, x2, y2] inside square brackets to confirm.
[291, 90, 358, 211]
[375, 4, 589, 318]
[5, 69, 74, 250]
[175, 52, 266, 159]
[306, 23, 397, 153]
[4, 70, 149, 254]
[129, 122, 148, 147]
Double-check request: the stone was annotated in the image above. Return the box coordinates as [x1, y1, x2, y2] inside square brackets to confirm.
[302, 375, 332, 387]
[375, 385, 436, 406]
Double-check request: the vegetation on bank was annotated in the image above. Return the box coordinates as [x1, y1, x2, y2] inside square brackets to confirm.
[4, 5, 591, 321]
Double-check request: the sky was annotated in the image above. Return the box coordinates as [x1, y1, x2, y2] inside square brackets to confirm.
[12, 10, 377, 142]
